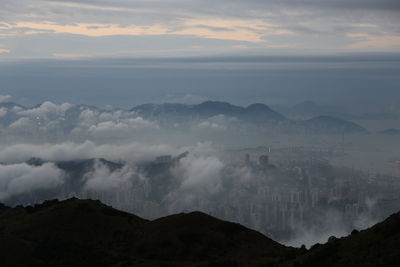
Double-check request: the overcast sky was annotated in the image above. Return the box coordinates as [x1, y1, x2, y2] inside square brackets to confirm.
[1, 0, 399, 59]
[0, 1, 399, 110]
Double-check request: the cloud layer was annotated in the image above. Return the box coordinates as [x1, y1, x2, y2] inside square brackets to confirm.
[0, 0, 399, 58]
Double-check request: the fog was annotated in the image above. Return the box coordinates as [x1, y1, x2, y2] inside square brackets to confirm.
[0, 97, 399, 247]
[1, 54, 400, 112]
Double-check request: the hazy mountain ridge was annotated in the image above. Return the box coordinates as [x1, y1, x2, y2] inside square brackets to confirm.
[131, 101, 366, 133]
[132, 101, 286, 122]
[379, 128, 400, 135]
[0, 100, 368, 139]
[274, 101, 399, 121]
[0, 198, 399, 266]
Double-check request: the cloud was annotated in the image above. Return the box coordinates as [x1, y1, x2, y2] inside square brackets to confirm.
[0, 95, 11, 102]
[9, 117, 33, 129]
[83, 160, 137, 191]
[347, 33, 400, 48]
[164, 143, 224, 211]
[0, 141, 181, 164]
[11, 21, 169, 37]
[0, 0, 399, 57]
[173, 18, 293, 43]
[17, 101, 72, 118]
[0, 162, 65, 200]
[0, 108, 7, 118]
[87, 118, 159, 138]
[196, 115, 237, 131]
[53, 53, 90, 58]
[179, 155, 223, 193]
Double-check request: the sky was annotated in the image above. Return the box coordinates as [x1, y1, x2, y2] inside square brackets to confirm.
[0, 0, 399, 110]
[0, 0, 399, 59]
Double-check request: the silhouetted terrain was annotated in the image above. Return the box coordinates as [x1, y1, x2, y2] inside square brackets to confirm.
[282, 212, 400, 267]
[0, 198, 399, 266]
[0, 198, 297, 267]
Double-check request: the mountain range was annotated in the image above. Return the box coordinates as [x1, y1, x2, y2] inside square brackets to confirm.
[274, 101, 398, 121]
[0, 100, 369, 134]
[131, 101, 367, 133]
[0, 198, 399, 266]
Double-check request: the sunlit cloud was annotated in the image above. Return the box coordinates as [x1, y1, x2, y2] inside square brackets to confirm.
[174, 18, 293, 43]
[4, 18, 294, 43]
[265, 43, 299, 48]
[0, 0, 399, 57]
[347, 33, 400, 49]
[53, 53, 90, 58]
[11, 21, 169, 37]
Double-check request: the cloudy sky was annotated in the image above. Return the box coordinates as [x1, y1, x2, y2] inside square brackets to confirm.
[1, 0, 399, 59]
[0, 0, 399, 110]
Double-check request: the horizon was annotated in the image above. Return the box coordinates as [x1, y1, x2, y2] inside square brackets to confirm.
[1, 0, 400, 257]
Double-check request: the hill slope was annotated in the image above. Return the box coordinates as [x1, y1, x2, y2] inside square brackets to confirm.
[0, 198, 297, 267]
[282, 212, 400, 267]
[1, 198, 399, 266]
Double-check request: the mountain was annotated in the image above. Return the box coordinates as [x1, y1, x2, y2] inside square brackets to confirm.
[292, 101, 327, 116]
[192, 101, 243, 117]
[0, 198, 298, 267]
[132, 101, 287, 122]
[243, 103, 286, 122]
[379, 128, 400, 136]
[131, 103, 190, 117]
[0, 102, 25, 109]
[131, 101, 368, 133]
[275, 101, 398, 121]
[303, 116, 367, 134]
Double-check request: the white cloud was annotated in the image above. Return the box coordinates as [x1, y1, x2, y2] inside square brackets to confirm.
[0, 162, 65, 200]
[17, 101, 73, 118]
[9, 117, 34, 129]
[178, 154, 223, 193]
[83, 160, 137, 191]
[0, 95, 11, 103]
[196, 115, 237, 131]
[0, 141, 180, 164]
[0, 108, 8, 117]
[87, 117, 159, 137]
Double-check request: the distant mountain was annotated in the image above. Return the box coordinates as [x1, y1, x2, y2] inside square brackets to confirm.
[303, 116, 367, 134]
[132, 101, 286, 122]
[275, 101, 398, 121]
[132, 101, 368, 133]
[0, 198, 297, 266]
[192, 101, 243, 117]
[0, 102, 25, 109]
[0, 100, 367, 135]
[379, 128, 400, 136]
[292, 101, 327, 115]
[243, 103, 286, 122]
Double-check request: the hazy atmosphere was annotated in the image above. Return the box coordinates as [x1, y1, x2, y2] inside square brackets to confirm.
[1, 0, 400, 256]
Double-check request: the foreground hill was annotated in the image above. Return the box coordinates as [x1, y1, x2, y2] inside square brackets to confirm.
[0, 198, 297, 267]
[1, 198, 399, 267]
[283, 212, 400, 267]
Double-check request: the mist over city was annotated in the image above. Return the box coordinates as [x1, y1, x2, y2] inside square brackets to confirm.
[0, 94, 399, 248]
[1, 0, 400, 266]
